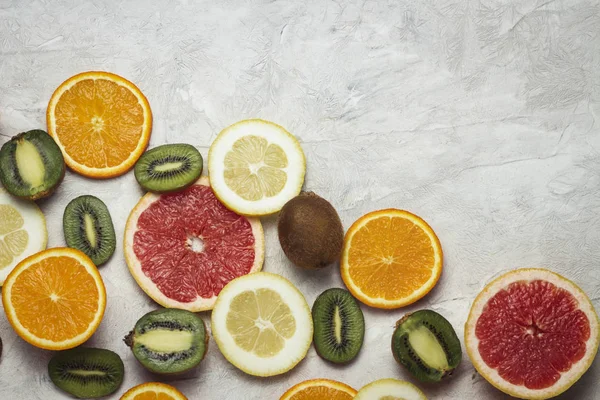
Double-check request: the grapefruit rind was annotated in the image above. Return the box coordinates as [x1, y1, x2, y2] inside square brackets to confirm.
[120, 382, 187, 400]
[0, 188, 47, 286]
[280, 378, 357, 400]
[340, 209, 443, 309]
[465, 268, 600, 400]
[354, 378, 428, 400]
[1, 248, 106, 350]
[124, 176, 264, 312]
[47, 71, 153, 179]
[211, 272, 313, 377]
[207, 119, 306, 216]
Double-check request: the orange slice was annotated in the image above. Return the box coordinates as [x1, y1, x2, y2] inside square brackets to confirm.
[47, 71, 152, 178]
[1, 248, 106, 350]
[120, 382, 187, 400]
[341, 209, 443, 309]
[280, 378, 357, 400]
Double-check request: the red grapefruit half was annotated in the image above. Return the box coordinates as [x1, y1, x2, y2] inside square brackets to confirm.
[465, 268, 599, 399]
[124, 176, 264, 311]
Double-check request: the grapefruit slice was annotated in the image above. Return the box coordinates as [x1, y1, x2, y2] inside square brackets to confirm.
[124, 176, 264, 311]
[465, 268, 599, 400]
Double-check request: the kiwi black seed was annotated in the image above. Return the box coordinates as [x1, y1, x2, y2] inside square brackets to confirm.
[0, 129, 65, 200]
[124, 308, 208, 374]
[63, 195, 116, 266]
[391, 310, 462, 382]
[48, 347, 124, 399]
[134, 143, 203, 193]
[278, 192, 344, 269]
[312, 288, 365, 363]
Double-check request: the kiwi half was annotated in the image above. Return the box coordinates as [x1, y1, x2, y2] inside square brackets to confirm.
[0, 129, 65, 200]
[134, 144, 203, 193]
[391, 310, 462, 382]
[125, 308, 208, 374]
[278, 192, 344, 269]
[63, 195, 116, 266]
[312, 288, 365, 363]
[48, 347, 124, 399]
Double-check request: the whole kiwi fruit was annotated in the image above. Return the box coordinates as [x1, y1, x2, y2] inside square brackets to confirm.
[277, 192, 344, 269]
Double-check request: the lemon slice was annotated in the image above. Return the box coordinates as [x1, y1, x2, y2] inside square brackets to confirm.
[211, 272, 313, 376]
[0, 188, 47, 285]
[208, 119, 306, 216]
[354, 379, 428, 400]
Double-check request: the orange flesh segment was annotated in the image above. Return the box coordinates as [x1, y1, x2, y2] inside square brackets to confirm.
[54, 78, 144, 168]
[133, 392, 176, 400]
[288, 386, 355, 400]
[10, 255, 100, 341]
[347, 216, 435, 300]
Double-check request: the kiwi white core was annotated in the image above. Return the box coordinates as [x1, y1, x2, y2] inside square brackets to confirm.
[154, 161, 183, 172]
[70, 369, 108, 377]
[409, 326, 449, 370]
[135, 329, 194, 352]
[15, 140, 45, 188]
[84, 214, 97, 248]
[334, 306, 343, 343]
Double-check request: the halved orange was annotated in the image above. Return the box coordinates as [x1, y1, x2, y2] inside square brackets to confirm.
[120, 382, 187, 400]
[47, 71, 152, 178]
[280, 378, 357, 400]
[341, 209, 443, 309]
[1, 247, 106, 350]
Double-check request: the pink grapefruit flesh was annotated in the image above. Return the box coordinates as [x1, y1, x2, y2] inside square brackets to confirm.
[465, 268, 599, 400]
[124, 176, 264, 311]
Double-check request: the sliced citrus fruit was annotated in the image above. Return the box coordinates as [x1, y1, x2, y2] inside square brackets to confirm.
[354, 378, 427, 399]
[124, 176, 264, 311]
[47, 71, 152, 178]
[208, 119, 306, 216]
[211, 272, 313, 376]
[340, 209, 443, 309]
[120, 382, 187, 400]
[2, 247, 106, 350]
[280, 378, 357, 400]
[465, 268, 599, 400]
[0, 187, 47, 285]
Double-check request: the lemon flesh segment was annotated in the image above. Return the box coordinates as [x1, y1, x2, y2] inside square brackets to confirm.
[355, 379, 428, 400]
[208, 120, 306, 216]
[224, 136, 288, 201]
[0, 189, 47, 283]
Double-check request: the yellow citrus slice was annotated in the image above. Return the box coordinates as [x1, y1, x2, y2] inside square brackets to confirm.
[354, 378, 428, 400]
[211, 272, 313, 376]
[465, 268, 599, 400]
[47, 71, 152, 178]
[120, 382, 187, 400]
[208, 119, 306, 216]
[280, 378, 357, 400]
[0, 187, 47, 285]
[341, 209, 443, 309]
[2, 247, 106, 350]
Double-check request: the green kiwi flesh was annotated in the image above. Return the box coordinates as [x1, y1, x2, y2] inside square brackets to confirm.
[48, 347, 124, 399]
[125, 308, 208, 374]
[312, 288, 365, 363]
[63, 195, 116, 266]
[278, 192, 344, 269]
[391, 310, 462, 382]
[0, 130, 65, 200]
[134, 144, 203, 193]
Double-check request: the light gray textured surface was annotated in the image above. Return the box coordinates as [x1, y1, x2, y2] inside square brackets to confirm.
[1, 0, 599, 399]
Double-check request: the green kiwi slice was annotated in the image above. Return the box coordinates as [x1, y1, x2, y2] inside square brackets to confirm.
[134, 143, 203, 193]
[0, 129, 65, 200]
[124, 308, 208, 374]
[391, 309, 462, 382]
[63, 195, 116, 266]
[312, 288, 365, 363]
[48, 347, 124, 399]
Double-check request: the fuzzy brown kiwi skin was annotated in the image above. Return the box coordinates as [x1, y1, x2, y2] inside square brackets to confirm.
[124, 323, 209, 375]
[278, 192, 344, 269]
